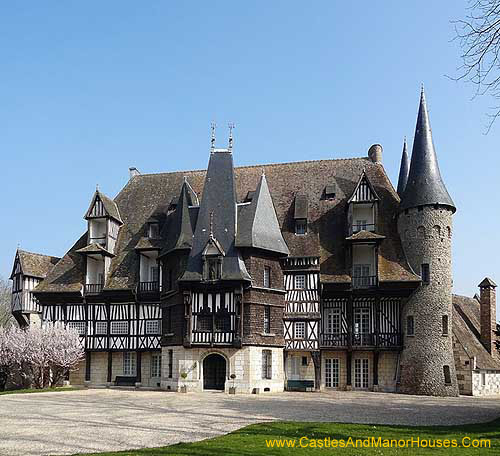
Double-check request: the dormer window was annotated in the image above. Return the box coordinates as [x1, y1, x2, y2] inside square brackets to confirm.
[202, 234, 225, 282]
[148, 222, 160, 239]
[295, 219, 307, 235]
[205, 257, 222, 280]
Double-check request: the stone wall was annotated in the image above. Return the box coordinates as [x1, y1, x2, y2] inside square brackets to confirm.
[398, 206, 459, 396]
[161, 345, 284, 393]
[453, 335, 473, 395]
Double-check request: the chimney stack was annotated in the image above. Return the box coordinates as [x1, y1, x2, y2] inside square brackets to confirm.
[478, 277, 497, 356]
[368, 144, 383, 163]
[129, 167, 140, 179]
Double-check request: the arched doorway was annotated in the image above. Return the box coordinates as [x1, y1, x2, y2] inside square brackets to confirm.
[203, 353, 226, 390]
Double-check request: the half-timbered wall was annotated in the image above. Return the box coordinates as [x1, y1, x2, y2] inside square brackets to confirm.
[41, 303, 161, 351]
[11, 275, 42, 313]
[190, 291, 236, 345]
[107, 219, 120, 254]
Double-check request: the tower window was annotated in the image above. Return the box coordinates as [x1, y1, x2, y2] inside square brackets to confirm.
[443, 365, 452, 385]
[263, 305, 271, 334]
[421, 264, 430, 284]
[295, 219, 307, 235]
[263, 266, 271, 288]
[442, 315, 448, 336]
[262, 350, 272, 379]
[407, 316, 415, 336]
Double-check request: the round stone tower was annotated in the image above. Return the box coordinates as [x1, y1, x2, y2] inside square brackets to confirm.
[397, 88, 459, 397]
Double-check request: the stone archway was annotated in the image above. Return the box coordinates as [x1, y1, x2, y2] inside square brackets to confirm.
[203, 353, 226, 390]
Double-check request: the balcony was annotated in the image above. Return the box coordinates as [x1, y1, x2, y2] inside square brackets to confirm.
[138, 281, 160, 293]
[84, 283, 103, 295]
[320, 332, 401, 348]
[352, 275, 377, 289]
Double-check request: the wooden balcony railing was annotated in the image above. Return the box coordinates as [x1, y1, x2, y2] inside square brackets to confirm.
[352, 275, 377, 289]
[138, 281, 160, 293]
[84, 283, 103, 294]
[321, 332, 401, 348]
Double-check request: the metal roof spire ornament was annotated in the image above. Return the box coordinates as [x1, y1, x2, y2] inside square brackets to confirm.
[399, 87, 455, 213]
[228, 122, 235, 152]
[210, 121, 216, 153]
[209, 211, 214, 239]
[396, 136, 410, 196]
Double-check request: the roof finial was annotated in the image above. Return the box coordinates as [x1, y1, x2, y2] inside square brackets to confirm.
[228, 122, 235, 151]
[96, 183, 99, 192]
[209, 211, 214, 238]
[210, 121, 216, 153]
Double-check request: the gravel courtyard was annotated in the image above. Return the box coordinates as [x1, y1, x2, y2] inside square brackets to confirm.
[0, 389, 499, 456]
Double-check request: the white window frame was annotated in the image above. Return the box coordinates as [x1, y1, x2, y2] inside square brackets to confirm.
[68, 321, 86, 335]
[295, 321, 306, 339]
[325, 308, 341, 334]
[325, 358, 339, 388]
[355, 219, 368, 231]
[354, 308, 370, 335]
[150, 266, 159, 282]
[151, 352, 162, 378]
[123, 352, 136, 376]
[95, 321, 107, 335]
[145, 319, 160, 335]
[354, 358, 369, 389]
[294, 274, 306, 290]
[111, 321, 128, 335]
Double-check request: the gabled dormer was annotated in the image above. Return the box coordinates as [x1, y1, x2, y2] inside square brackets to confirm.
[293, 193, 308, 235]
[347, 172, 379, 235]
[78, 189, 122, 294]
[202, 232, 225, 281]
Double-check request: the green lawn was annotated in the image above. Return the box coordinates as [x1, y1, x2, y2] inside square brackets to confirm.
[0, 386, 79, 396]
[72, 418, 500, 455]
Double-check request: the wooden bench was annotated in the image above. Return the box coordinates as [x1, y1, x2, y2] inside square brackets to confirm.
[286, 380, 315, 391]
[115, 376, 137, 386]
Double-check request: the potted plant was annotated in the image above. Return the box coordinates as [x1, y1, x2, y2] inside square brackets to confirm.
[180, 371, 188, 393]
[229, 373, 237, 394]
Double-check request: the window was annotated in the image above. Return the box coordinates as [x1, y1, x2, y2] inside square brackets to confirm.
[68, 321, 86, 335]
[111, 321, 128, 334]
[354, 219, 368, 232]
[262, 350, 272, 379]
[168, 349, 173, 378]
[95, 321, 107, 335]
[205, 258, 221, 280]
[13, 275, 22, 292]
[301, 356, 308, 366]
[263, 306, 271, 334]
[421, 264, 430, 284]
[123, 352, 136, 376]
[263, 266, 271, 288]
[215, 311, 231, 332]
[325, 358, 339, 388]
[150, 266, 159, 283]
[407, 316, 415, 336]
[295, 321, 306, 339]
[151, 352, 162, 378]
[354, 358, 369, 388]
[294, 274, 306, 290]
[295, 219, 307, 235]
[145, 319, 160, 334]
[197, 313, 212, 331]
[354, 308, 370, 335]
[481, 372, 486, 387]
[443, 365, 452, 385]
[325, 308, 341, 334]
[442, 315, 448, 336]
[148, 223, 160, 239]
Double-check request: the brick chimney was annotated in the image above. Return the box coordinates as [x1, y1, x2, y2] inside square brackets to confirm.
[478, 277, 497, 356]
[368, 144, 383, 163]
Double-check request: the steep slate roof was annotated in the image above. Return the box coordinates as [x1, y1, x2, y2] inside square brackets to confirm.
[75, 243, 114, 257]
[236, 173, 289, 255]
[10, 250, 60, 279]
[453, 294, 500, 370]
[180, 150, 251, 282]
[36, 154, 419, 292]
[396, 138, 409, 196]
[399, 88, 455, 213]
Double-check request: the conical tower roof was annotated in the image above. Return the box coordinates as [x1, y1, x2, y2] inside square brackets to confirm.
[399, 88, 455, 213]
[396, 138, 409, 196]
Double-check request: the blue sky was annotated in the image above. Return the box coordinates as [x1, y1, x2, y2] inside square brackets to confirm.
[0, 1, 498, 302]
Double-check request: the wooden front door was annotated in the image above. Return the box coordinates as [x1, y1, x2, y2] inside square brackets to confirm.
[203, 354, 226, 390]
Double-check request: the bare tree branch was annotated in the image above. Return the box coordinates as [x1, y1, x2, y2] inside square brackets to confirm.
[0, 276, 13, 328]
[452, 0, 500, 132]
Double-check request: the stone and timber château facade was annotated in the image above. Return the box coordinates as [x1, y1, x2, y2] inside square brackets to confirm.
[10, 88, 500, 396]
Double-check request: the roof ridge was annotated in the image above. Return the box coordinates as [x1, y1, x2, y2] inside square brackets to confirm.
[18, 249, 59, 260]
[133, 156, 372, 178]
